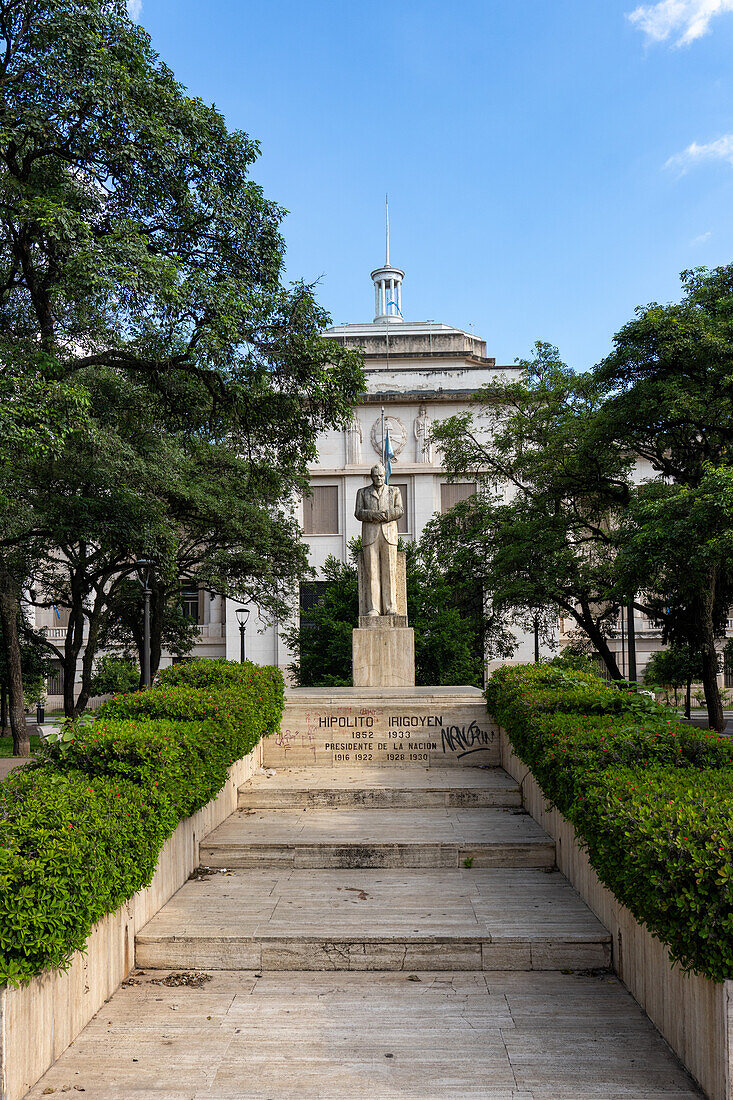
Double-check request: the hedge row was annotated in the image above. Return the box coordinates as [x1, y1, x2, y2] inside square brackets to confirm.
[0, 659, 284, 986]
[486, 663, 733, 981]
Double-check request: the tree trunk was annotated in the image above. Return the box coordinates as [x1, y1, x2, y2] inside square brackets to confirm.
[700, 645, 724, 731]
[62, 565, 87, 718]
[149, 584, 164, 681]
[699, 566, 725, 732]
[76, 602, 103, 716]
[685, 678, 691, 721]
[1, 681, 7, 734]
[574, 599, 623, 680]
[0, 570, 29, 755]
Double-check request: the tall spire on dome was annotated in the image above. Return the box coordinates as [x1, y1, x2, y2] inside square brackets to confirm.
[371, 197, 404, 323]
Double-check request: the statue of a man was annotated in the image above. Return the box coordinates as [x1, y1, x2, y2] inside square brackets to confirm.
[354, 464, 403, 616]
[414, 404, 433, 463]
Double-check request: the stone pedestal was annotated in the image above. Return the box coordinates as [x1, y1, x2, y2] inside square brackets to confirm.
[352, 622, 415, 688]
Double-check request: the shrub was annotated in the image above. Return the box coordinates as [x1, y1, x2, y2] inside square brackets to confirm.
[486, 663, 733, 980]
[89, 654, 140, 696]
[0, 659, 284, 986]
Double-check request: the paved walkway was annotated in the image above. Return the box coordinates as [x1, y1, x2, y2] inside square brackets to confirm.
[26, 766, 704, 1098]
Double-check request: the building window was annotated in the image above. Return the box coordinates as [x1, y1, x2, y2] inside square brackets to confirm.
[299, 581, 330, 631]
[181, 586, 201, 624]
[304, 485, 339, 534]
[441, 482, 476, 512]
[390, 482, 409, 533]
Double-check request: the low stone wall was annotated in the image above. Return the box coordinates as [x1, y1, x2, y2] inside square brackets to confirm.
[0, 743, 262, 1100]
[500, 729, 732, 1100]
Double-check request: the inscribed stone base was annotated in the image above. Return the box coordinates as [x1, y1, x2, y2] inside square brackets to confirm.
[353, 625, 414, 689]
[263, 686, 500, 768]
[357, 550, 407, 618]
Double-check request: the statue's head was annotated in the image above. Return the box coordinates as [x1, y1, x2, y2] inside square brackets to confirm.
[370, 463, 385, 488]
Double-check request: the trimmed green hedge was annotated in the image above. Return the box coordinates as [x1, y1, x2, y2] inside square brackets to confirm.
[487, 663, 733, 981]
[0, 659, 284, 986]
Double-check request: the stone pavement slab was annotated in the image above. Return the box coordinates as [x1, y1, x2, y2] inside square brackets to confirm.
[201, 805, 554, 868]
[24, 970, 703, 1099]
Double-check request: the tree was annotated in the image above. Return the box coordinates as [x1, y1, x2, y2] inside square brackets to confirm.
[596, 265, 733, 729]
[615, 469, 733, 731]
[642, 646, 703, 718]
[595, 265, 733, 486]
[0, 0, 364, 731]
[97, 576, 199, 688]
[88, 654, 139, 697]
[428, 343, 635, 677]
[285, 544, 483, 688]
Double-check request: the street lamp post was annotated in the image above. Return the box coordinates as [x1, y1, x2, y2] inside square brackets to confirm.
[136, 560, 154, 688]
[235, 607, 250, 664]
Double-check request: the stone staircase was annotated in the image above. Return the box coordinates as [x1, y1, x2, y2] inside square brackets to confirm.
[26, 714, 704, 1098]
[136, 765, 611, 974]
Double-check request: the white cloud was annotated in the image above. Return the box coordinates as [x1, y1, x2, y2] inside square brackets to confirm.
[665, 133, 733, 171]
[127, 0, 142, 20]
[627, 0, 733, 46]
[690, 231, 712, 245]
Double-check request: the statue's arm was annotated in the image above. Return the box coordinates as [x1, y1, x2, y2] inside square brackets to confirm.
[386, 488, 404, 522]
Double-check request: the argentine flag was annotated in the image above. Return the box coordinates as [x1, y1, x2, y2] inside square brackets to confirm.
[383, 427, 395, 484]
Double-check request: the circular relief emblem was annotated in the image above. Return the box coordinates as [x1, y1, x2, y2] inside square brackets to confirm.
[370, 416, 407, 458]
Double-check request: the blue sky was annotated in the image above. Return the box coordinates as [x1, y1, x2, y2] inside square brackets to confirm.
[134, 0, 733, 370]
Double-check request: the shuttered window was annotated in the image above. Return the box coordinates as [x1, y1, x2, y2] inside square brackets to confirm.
[440, 482, 476, 512]
[304, 486, 339, 534]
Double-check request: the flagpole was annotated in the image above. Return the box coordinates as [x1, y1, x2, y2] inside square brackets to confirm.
[381, 406, 385, 468]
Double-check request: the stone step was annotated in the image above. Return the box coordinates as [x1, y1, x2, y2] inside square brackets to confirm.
[25, 970, 703, 1100]
[267, 686, 499, 768]
[136, 868, 611, 972]
[238, 766, 522, 809]
[200, 806, 554, 869]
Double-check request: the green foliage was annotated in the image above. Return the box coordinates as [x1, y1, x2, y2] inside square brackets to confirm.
[615, 466, 733, 730]
[0, 0, 364, 719]
[595, 265, 733, 729]
[643, 647, 703, 691]
[285, 546, 483, 687]
[284, 558, 357, 687]
[0, 659, 283, 986]
[487, 663, 733, 980]
[89, 655, 140, 697]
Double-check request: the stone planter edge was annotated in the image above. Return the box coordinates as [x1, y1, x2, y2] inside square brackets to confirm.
[0, 742, 262, 1100]
[499, 727, 732, 1100]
